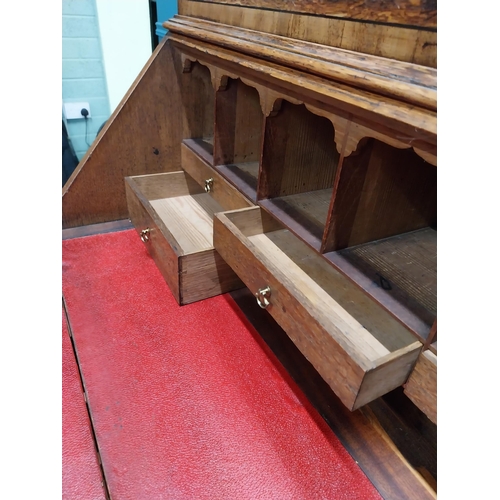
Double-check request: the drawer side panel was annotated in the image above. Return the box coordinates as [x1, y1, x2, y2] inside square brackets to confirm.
[125, 179, 181, 303]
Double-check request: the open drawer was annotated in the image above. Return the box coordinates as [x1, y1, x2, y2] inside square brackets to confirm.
[125, 170, 250, 305]
[213, 206, 423, 410]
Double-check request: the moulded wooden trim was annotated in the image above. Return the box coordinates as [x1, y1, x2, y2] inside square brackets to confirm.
[176, 44, 436, 164]
[178, 1, 437, 68]
[165, 15, 436, 110]
[168, 34, 436, 142]
[188, 0, 437, 29]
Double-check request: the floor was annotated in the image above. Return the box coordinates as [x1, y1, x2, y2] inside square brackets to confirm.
[62, 222, 436, 500]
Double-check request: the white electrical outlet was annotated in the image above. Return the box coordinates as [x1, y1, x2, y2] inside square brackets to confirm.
[63, 102, 91, 120]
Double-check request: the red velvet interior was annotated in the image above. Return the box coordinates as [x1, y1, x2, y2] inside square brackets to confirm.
[62, 229, 381, 499]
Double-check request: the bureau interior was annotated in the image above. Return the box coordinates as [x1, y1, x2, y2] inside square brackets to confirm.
[258, 101, 340, 251]
[322, 139, 437, 343]
[223, 207, 416, 353]
[213, 78, 263, 202]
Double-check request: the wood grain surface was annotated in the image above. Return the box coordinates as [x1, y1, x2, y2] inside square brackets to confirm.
[326, 228, 436, 342]
[259, 101, 339, 198]
[323, 139, 437, 252]
[178, 1, 437, 66]
[190, 0, 436, 29]
[63, 40, 184, 229]
[169, 35, 437, 143]
[125, 172, 243, 305]
[181, 140, 254, 210]
[214, 77, 264, 165]
[404, 350, 437, 424]
[166, 16, 436, 109]
[214, 207, 421, 410]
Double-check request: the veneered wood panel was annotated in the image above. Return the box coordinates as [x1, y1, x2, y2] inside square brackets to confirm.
[165, 17, 436, 111]
[192, 0, 436, 29]
[178, 1, 437, 67]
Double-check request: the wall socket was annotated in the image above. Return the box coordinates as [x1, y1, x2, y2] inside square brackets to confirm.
[63, 102, 91, 120]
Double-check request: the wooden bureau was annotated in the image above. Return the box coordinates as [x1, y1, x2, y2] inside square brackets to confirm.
[63, 0, 437, 493]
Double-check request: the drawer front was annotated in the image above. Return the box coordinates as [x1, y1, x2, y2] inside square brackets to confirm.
[125, 178, 181, 303]
[214, 208, 421, 411]
[404, 350, 437, 424]
[181, 141, 253, 211]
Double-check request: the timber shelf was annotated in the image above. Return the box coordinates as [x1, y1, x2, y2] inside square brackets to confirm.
[325, 227, 437, 344]
[213, 78, 264, 203]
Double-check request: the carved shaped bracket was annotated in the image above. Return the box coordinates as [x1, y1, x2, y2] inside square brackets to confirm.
[178, 49, 436, 166]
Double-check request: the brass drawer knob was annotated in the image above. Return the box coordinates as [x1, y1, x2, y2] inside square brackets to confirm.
[140, 228, 150, 243]
[204, 178, 214, 193]
[255, 286, 271, 309]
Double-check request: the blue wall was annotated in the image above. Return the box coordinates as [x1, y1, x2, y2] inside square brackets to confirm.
[62, 0, 110, 161]
[155, 0, 178, 42]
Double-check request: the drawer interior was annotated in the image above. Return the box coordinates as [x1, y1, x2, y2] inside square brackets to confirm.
[129, 171, 224, 255]
[221, 207, 417, 359]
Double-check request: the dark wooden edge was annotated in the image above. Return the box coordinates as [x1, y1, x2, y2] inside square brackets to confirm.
[226, 287, 437, 500]
[62, 219, 134, 240]
[168, 33, 437, 140]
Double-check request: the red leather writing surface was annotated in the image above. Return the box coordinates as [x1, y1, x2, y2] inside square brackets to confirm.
[62, 308, 106, 500]
[63, 229, 381, 499]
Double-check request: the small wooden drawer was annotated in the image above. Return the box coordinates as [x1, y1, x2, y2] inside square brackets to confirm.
[125, 171, 248, 305]
[213, 206, 423, 411]
[404, 350, 437, 424]
[181, 139, 255, 209]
